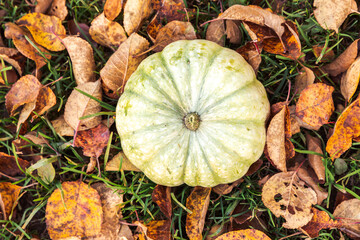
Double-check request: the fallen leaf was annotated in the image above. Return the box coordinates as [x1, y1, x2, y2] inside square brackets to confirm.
[89, 13, 127, 47]
[206, 20, 225, 46]
[322, 39, 360, 76]
[341, 56, 360, 102]
[146, 220, 171, 240]
[226, 20, 242, 44]
[333, 198, 360, 239]
[32, 86, 57, 120]
[45, 181, 103, 239]
[104, 0, 123, 21]
[306, 133, 325, 182]
[186, 187, 211, 240]
[313, 45, 335, 63]
[295, 83, 334, 130]
[74, 123, 110, 159]
[326, 98, 360, 159]
[313, 0, 357, 33]
[152, 185, 172, 219]
[236, 41, 262, 73]
[63, 36, 96, 85]
[262, 171, 317, 229]
[51, 115, 76, 136]
[100, 33, 149, 98]
[0, 47, 20, 58]
[68, 20, 94, 45]
[16, 12, 66, 51]
[147, 14, 162, 42]
[0, 182, 21, 220]
[47, 0, 68, 20]
[105, 151, 140, 171]
[0, 65, 18, 84]
[34, 0, 52, 13]
[123, 0, 152, 35]
[17, 100, 36, 131]
[0, 54, 22, 76]
[215, 229, 271, 240]
[295, 67, 315, 94]
[205, 224, 226, 240]
[5, 75, 42, 116]
[35, 157, 56, 184]
[64, 80, 102, 131]
[213, 179, 243, 196]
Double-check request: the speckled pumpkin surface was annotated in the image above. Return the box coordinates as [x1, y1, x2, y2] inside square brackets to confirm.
[116, 40, 270, 187]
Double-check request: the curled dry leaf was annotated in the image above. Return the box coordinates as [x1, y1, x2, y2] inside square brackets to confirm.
[17, 100, 36, 131]
[0, 182, 22, 220]
[236, 41, 262, 73]
[152, 185, 172, 219]
[105, 151, 140, 171]
[89, 13, 127, 47]
[215, 229, 271, 240]
[32, 86, 57, 120]
[295, 83, 334, 130]
[313, 44, 335, 63]
[0, 54, 22, 76]
[206, 20, 225, 46]
[306, 133, 325, 182]
[47, 0, 68, 20]
[63, 36, 96, 85]
[226, 20, 242, 44]
[333, 198, 360, 238]
[341, 56, 360, 102]
[51, 115, 75, 136]
[262, 171, 317, 229]
[34, 0, 53, 13]
[213, 178, 243, 196]
[326, 98, 360, 159]
[313, 0, 357, 33]
[0, 152, 30, 177]
[322, 39, 360, 76]
[16, 12, 66, 51]
[100, 33, 149, 98]
[295, 67, 315, 94]
[186, 187, 211, 240]
[123, 0, 152, 35]
[146, 220, 172, 240]
[45, 181, 103, 239]
[64, 80, 102, 131]
[104, 0, 123, 21]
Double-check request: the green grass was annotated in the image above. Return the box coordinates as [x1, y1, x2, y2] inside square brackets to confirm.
[0, 0, 360, 239]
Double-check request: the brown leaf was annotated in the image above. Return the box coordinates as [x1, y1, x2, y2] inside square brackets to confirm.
[64, 80, 102, 131]
[0, 152, 30, 177]
[0, 54, 22, 76]
[295, 67, 315, 94]
[16, 12, 66, 51]
[63, 36, 96, 85]
[313, 0, 357, 33]
[295, 83, 334, 130]
[215, 229, 271, 240]
[333, 198, 360, 239]
[34, 0, 52, 13]
[100, 33, 149, 98]
[147, 14, 162, 42]
[17, 100, 36, 131]
[322, 39, 360, 76]
[5, 75, 42, 116]
[68, 20, 94, 44]
[206, 20, 225, 46]
[45, 181, 103, 239]
[341, 56, 360, 102]
[205, 224, 226, 240]
[153, 20, 196, 52]
[51, 115, 76, 136]
[89, 13, 127, 47]
[0, 182, 21, 220]
[236, 41, 262, 73]
[47, 0, 68, 20]
[104, 0, 123, 21]
[123, 0, 152, 35]
[146, 220, 171, 240]
[326, 98, 360, 159]
[306, 133, 325, 182]
[32, 86, 57, 120]
[213, 179, 243, 196]
[313, 45, 335, 63]
[186, 187, 211, 240]
[262, 171, 317, 229]
[74, 123, 110, 159]
[105, 151, 140, 171]
[226, 20, 242, 44]
[152, 185, 172, 219]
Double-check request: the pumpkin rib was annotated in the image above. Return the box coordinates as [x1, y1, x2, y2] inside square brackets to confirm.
[181, 129, 192, 184]
[121, 121, 181, 139]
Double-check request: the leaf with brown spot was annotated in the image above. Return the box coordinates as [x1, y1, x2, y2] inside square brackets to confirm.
[47, 0, 68, 20]
[333, 198, 360, 239]
[341, 56, 360, 102]
[146, 220, 171, 240]
[123, 0, 152, 35]
[326, 98, 360, 159]
[45, 181, 103, 239]
[34, 0, 53, 13]
[64, 80, 102, 131]
[206, 20, 225, 46]
[226, 20, 242, 44]
[262, 171, 317, 229]
[17, 100, 36, 131]
[100, 33, 149, 98]
[63, 36, 96, 85]
[104, 0, 123, 21]
[236, 41, 262, 73]
[186, 187, 211, 240]
[306, 133, 325, 182]
[105, 151, 140, 172]
[295, 83, 334, 130]
[0, 152, 29, 177]
[89, 13, 127, 47]
[32, 86, 56, 120]
[0, 182, 21, 220]
[313, 44, 335, 63]
[16, 13, 66, 51]
[147, 14, 162, 41]
[215, 229, 271, 240]
[295, 67, 315, 94]
[152, 185, 172, 219]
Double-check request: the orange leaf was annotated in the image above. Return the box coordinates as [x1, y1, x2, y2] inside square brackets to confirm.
[152, 185, 172, 219]
[295, 83, 334, 130]
[146, 219, 171, 240]
[47, 0, 68, 21]
[104, 0, 123, 21]
[0, 182, 22, 219]
[236, 41, 262, 73]
[186, 187, 211, 240]
[32, 86, 57, 121]
[215, 229, 271, 240]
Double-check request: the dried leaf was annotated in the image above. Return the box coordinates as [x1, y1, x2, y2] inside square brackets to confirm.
[34, 0, 52, 13]
[146, 220, 171, 240]
[47, 0, 68, 20]
[0, 152, 30, 177]
[105, 151, 140, 171]
[63, 36, 96, 85]
[32, 86, 57, 120]
[100, 33, 149, 98]
[89, 13, 127, 47]
[333, 198, 360, 239]
[64, 80, 102, 131]
[0, 182, 21, 219]
[123, 0, 152, 35]
[341, 56, 360, 102]
[51, 115, 76, 136]
[45, 181, 103, 239]
[226, 20, 242, 44]
[206, 20, 225, 46]
[326, 98, 360, 159]
[313, 45, 335, 63]
[104, 0, 123, 21]
[295, 67, 315, 94]
[213, 179, 243, 196]
[262, 171, 317, 229]
[236, 41, 262, 73]
[186, 187, 211, 240]
[313, 0, 357, 33]
[306, 133, 325, 182]
[16, 12, 66, 51]
[0, 54, 22, 76]
[215, 229, 271, 240]
[68, 20, 94, 44]
[295, 83, 334, 130]
[17, 100, 36, 131]
[152, 185, 172, 219]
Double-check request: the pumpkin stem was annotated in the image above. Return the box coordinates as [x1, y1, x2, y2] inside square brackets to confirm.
[184, 112, 200, 131]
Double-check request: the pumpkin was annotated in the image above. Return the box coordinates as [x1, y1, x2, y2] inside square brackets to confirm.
[116, 40, 270, 187]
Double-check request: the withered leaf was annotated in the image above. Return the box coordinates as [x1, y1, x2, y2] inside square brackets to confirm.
[236, 41, 262, 73]
[306, 133, 325, 182]
[64, 80, 102, 131]
[206, 20, 225, 46]
[63, 36, 96, 85]
[295, 67, 315, 94]
[105, 151, 140, 172]
[262, 171, 317, 229]
[341, 56, 360, 102]
[32, 86, 57, 120]
[16, 12, 66, 51]
[152, 185, 172, 219]
[313, 44, 335, 63]
[123, 0, 152, 35]
[146, 220, 171, 240]
[0, 182, 22, 220]
[47, 0, 68, 20]
[212, 178, 243, 196]
[215, 229, 271, 240]
[333, 198, 360, 239]
[104, 0, 123, 21]
[51, 115, 75, 136]
[295, 83, 334, 130]
[0, 152, 30, 177]
[0, 54, 22, 76]
[34, 0, 52, 13]
[226, 20, 242, 44]
[17, 100, 36, 131]
[100, 33, 149, 98]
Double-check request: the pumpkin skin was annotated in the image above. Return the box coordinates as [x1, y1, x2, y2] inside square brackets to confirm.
[116, 40, 270, 187]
